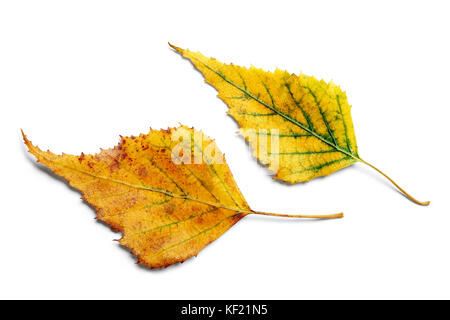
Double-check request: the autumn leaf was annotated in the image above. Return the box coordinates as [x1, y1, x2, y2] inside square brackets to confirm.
[23, 126, 341, 268]
[171, 44, 429, 206]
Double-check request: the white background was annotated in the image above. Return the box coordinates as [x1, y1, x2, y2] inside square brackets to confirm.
[0, 0, 449, 299]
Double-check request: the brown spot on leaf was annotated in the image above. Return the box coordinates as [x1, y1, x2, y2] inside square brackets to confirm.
[163, 202, 176, 215]
[137, 166, 148, 177]
[109, 159, 120, 172]
[78, 152, 85, 163]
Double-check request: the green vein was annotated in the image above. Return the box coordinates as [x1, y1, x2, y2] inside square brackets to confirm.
[268, 150, 339, 156]
[228, 95, 248, 100]
[145, 198, 171, 208]
[105, 196, 171, 219]
[255, 131, 312, 138]
[131, 207, 219, 237]
[182, 164, 220, 202]
[237, 111, 278, 117]
[158, 138, 234, 206]
[260, 79, 276, 108]
[335, 93, 353, 154]
[152, 213, 240, 257]
[146, 156, 187, 196]
[303, 85, 338, 146]
[289, 156, 351, 176]
[208, 163, 241, 208]
[190, 139, 242, 208]
[233, 66, 248, 90]
[285, 82, 314, 130]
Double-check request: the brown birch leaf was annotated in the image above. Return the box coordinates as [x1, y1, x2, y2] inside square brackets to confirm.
[23, 126, 341, 268]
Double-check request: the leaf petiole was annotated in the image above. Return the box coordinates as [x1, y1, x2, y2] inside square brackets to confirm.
[251, 211, 343, 219]
[358, 158, 430, 206]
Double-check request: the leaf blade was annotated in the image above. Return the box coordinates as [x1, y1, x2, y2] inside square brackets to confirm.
[171, 44, 359, 183]
[23, 126, 249, 268]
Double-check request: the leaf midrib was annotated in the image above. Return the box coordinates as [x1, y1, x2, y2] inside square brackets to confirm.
[38, 153, 252, 216]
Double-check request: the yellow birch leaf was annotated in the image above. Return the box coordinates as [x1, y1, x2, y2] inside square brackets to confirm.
[23, 126, 341, 268]
[171, 44, 429, 206]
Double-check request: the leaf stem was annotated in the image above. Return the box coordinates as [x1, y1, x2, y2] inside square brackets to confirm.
[251, 211, 343, 219]
[359, 159, 430, 206]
